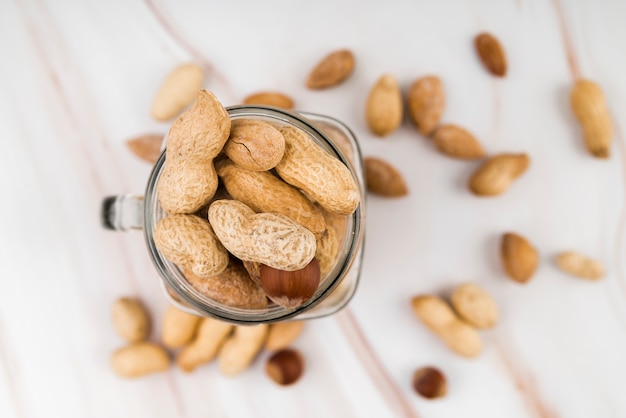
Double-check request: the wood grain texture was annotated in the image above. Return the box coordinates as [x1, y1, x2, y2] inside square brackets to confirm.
[2, 0, 626, 417]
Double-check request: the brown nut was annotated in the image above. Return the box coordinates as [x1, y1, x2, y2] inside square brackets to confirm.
[151, 63, 205, 121]
[475, 33, 507, 77]
[432, 125, 486, 160]
[176, 318, 233, 372]
[111, 342, 170, 378]
[570, 80, 612, 158]
[265, 321, 306, 351]
[265, 349, 305, 386]
[412, 367, 447, 399]
[407, 76, 445, 136]
[112, 297, 150, 343]
[243, 92, 294, 109]
[365, 74, 403, 137]
[306, 49, 355, 89]
[501, 232, 539, 284]
[218, 324, 269, 376]
[260, 259, 321, 309]
[451, 283, 499, 329]
[126, 134, 163, 164]
[469, 153, 529, 196]
[223, 119, 285, 171]
[364, 157, 409, 197]
[161, 305, 202, 349]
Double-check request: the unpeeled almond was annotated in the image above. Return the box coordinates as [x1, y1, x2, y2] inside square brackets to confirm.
[365, 74, 403, 137]
[474, 33, 507, 77]
[243, 92, 294, 110]
[306, 49, 355, 89]
[570, 80, 612, 158]
[126, 134, 164, 164]
[501, 232, 538, 284]
[364, 157, 408, 197]
[407, 76, 445, 136]
[468, 153, 529, 196]
[432, 125, 485, 160]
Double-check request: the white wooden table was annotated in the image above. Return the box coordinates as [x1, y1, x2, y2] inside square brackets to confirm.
[2, 0, 626, 417]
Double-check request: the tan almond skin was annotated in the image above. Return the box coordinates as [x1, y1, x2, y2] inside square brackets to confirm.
[306, 49, 355, 89]
[475, 33, 507, 77]
[223, 119, 285, 171]
[177, 318, 233, 372]
[570, 80, 612, 158]
[451, 283, 499, 329]
[183, 261, 268, 309]
[432, 125, 486, 160]
[407, 76, 445, 136]
[157, 90, 231, 214]
[161, 305, 202, 349]
[126, 134, 163, 164]
[216, 159, 326, 236]
[154, 214, 229, 278]
[364, 157, 408, 197]
[112, 298, 150, 343]
[410, 295, 482, 358]
[365, 74, 403, 137]
[218, 324, 269, 376]
[265, 321, 306, 351]
[275, 126, 360, 215]
[151, 63, 205, 121]
[556, 251, 604, 280]
[243, 92, 294, 109]
[111, 343, 170, 378]
[469, 153, 530, 196]
[501, 233, 538, 283]
[208, 200, 316, 271]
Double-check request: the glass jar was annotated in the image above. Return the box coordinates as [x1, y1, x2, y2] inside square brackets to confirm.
[101, 106, 365, 324]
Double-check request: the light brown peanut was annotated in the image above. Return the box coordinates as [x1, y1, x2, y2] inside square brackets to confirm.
[208, 199, 316, 271]
[216, 159, 326, 236]
[161, 305, 202, 349]
[316, 223, 339, 278]
[157, 90, 231, 214]
[218, 324, 269, 376]
[176, 318, 233, 372]
[410, 295, 482, 358]
[365, 74, 403, 137]
[556, 251, 604, 280]
[112, 298, 150, 343]
[154, 214, 229, 278]
[570, 80, 612, 158]
[223, 119, 285, 171]
[469, 153, 529, 196]
[265, 321, 306, 351]
[275, 126, 359, 215]
[451, 283, 499, 329]
[151, 63, 205, 121]
[407, 76, 445, 136]
[184, 260, 268, 309]
[111, 342, 170, 378]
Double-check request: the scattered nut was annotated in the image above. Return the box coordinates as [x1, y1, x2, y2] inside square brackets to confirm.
[177, 318, 233, 372]
[151, 63, 205, 121]
[469, 153, 530, 196]
[112, 297, 150, 343]
[501, 232, 538, 284]
[218, 324, 269, 376]
[306, 49, 355, 89]
[410, 295, 482, 358]
[365, 74, 403, 137]
[243, 92, 294, 109]
[111, 342, 170, 378]
[265, 321, 306, 351]
[265, 349, 305, 386]
[364, 157, 409, 197]
[570, 79, 612, 158]
[260, 259, 321, 308]
[161, 305, 202, 349]
[451, 283, 499, 329]
[556, 251, 604, 280]
[126, 134, 163, 164]
[474, 33, 507, 77]
[432, 125, 486, 160]
[407, 76, 445, 136]
[412, 367, 447, 399]
[223, 119, 285, 171]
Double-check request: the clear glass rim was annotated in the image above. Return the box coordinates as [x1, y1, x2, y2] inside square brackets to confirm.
[143, 105, 365, 324]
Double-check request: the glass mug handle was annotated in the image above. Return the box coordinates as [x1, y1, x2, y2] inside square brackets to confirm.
[100, 194, 145, 231]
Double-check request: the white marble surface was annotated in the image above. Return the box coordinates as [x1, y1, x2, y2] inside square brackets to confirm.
[2, 0, 626, 417]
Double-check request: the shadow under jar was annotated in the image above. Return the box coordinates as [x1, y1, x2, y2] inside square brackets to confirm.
[102, 106, 366, 325]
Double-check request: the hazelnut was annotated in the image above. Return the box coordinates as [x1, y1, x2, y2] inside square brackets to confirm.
[265, 349, 304, 386]
[412, 366, 447, 399]
[260, 259, 320, 308]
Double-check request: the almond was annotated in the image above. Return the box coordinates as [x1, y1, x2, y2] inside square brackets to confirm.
[475, 33, 507, 77]
[243, 92, 294, 110]
[570, 80, 612, 158]
[432, 125, 485, 159]
[306, 49, 355, 89]
[501, 232, 538, 283]
[556, 251, 604, 280]
[407, 76, 445, 136]
[365, 74, 403, 137]
[364, 157, 408, 197]
[126, 134, 164, 164]
[468, 153, 529, 196]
